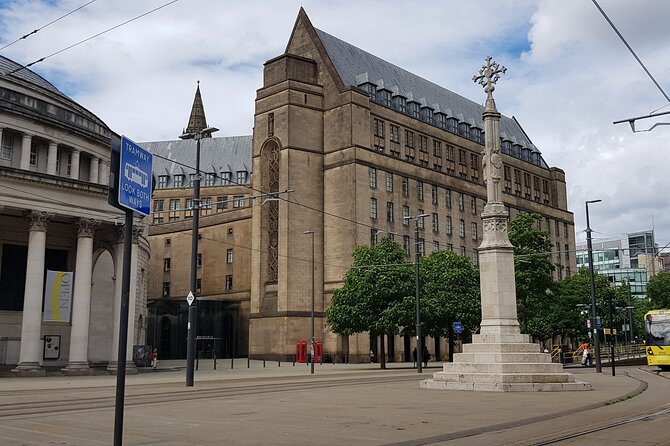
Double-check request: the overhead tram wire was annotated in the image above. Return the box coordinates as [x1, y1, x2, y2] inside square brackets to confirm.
[2, 0, 180, 76]
[0, 0, 98, 52]
[591, 0, 670, 104]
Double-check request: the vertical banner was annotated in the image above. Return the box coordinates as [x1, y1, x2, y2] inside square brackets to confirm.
[43, 270, 73, 322]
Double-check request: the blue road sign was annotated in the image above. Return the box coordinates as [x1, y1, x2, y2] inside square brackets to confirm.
[453, 321, 463, 334]
[118, 136, 152, 216]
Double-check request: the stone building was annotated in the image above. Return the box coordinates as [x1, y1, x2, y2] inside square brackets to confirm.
[147, 9, 577, 363]
[0, 56, 149, 374]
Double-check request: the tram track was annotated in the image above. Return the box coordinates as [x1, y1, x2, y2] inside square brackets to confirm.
[0, 374, 420, 420]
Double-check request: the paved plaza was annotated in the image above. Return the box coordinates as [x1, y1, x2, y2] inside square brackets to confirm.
[1, 361, 668, 445]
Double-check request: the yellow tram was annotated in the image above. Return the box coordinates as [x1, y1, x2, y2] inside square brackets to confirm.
[645, 309, 670, 370]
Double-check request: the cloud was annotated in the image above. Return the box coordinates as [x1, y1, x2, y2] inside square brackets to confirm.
[2, 0, 670, 249]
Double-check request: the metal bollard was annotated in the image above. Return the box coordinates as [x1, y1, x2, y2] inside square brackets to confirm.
[263, 360, 266, 368]
[247, 357, 250, 368]
[231, 356, 234, 369]
[214, 352, 217, 370]
[278, 360, 281, 367]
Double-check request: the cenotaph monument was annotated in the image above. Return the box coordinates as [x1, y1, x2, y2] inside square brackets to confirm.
[420, 58, 591, 391]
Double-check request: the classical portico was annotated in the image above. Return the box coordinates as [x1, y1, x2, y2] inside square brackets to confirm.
[422, 58, 590, 391]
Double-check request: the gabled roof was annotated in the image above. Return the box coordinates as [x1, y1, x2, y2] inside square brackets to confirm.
[313, 28, 542, 157]
[143, 135, 253, 181]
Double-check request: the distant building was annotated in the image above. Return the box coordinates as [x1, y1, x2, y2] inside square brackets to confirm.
[576, 229, 660, 299]
[146, 9, 578, 362]
[0, 56, 149, 374]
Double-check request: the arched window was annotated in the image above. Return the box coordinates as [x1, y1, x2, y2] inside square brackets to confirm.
[264, 140, 280, 282]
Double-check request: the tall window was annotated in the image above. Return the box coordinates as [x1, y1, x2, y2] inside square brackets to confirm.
[153, 200, 164, 213]
[459, 219, 465, 237]
[432, 213, 439, 232]
[563, 222, 568, 238]
[417, 181, 424, 201]
[418, 239, 425, 256]
[418, 210, 425, 229]
[157, 175, 169, 189]
[431, 185, 438, 204]
[433, 140, 442, 157]
[405, 130, 414, 148]
[163, 258, 171, 271]
[227, 249, 233, 264]
[403, 235, 410, 256]
[374, 118, 384, 137]
[433, 241, 440, 251]
[225, 275, 233, 290]
[189, 173, 197, 186]
[1, 134, 13, 160]
[458, 193, 464, 211]
[386, 172, 393, 192]
[162, 282, 170, 297]
[419, 135, 428, 152]
[185, 198, 194, 218]
[445, 190, 452, 208]
[236, 171, 248, 184]
[471, 197, 477, 214]
[402, 177, 409, 197]
[370, 198, 378, 219]
[369, 167, 377, 188]
[29, 142, 38, 167]
[472, 222, 478, 240]
[221, 171, 231, 185]
[390, 124, 400, 143]
[174, 175, 184, 188]
[268, 112, 274, 136]
[387, 202, 394, 222]
[205, 173, 216, 186]
[403, 206, 409, 225]
[446, 216, 452, 235]
[66, 154, 72, 176]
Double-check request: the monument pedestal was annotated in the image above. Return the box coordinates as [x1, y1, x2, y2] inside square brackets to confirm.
[421, 333, 591, 391]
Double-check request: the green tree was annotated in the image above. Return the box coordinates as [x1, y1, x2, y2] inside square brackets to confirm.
[647, 271, 670, 309]
[326, 237, 413, 368]
[508, 212, 555, 340]
[389, 250, 480, 361]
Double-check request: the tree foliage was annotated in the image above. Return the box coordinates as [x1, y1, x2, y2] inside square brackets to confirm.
[647, 271, 670, 309]
[508, 212, 555, 339]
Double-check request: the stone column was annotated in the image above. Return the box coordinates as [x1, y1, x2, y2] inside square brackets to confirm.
[107, 227, 124, 373]
[89, 156, 99, 184]
[19, 133, 32, 170]
[46, 142, 58, 175]
[98, 160, 109, 185]
[12, 211, 50, 376]
[70, 149, 80, 180]
[62, 219, 97, 375]
[106, 225, 139, 374]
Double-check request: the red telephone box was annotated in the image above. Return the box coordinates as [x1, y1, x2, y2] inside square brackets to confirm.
[296, 340, 308, 363]
[314, 340, 323, 363]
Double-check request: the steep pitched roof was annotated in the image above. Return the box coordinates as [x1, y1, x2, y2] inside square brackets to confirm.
[185, 81, 208, 135]
[308, 24, 546, 165]
[143, 135, 252, 182]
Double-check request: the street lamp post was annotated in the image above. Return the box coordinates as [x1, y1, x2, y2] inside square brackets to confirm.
[304, 230, 315, 374]
[180, 126, 219, 387]
[627, 279, 634, 342]
[404, 213, 428, 373]
[585, 199, 602, 373]
[608, 292, 616, 376]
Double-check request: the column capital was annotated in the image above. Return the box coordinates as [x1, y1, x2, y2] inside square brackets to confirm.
[24, 211, 51, 232]
[76, 218, 98, 238]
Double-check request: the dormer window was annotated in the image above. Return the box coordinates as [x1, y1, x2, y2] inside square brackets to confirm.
[173, 174, 184, 188]
[521, 148, 530, 162]
[511, 144, 521, 158]
[407, 101, 420, 119]
[447, 118, 458, 133]
[458, 122, 470, 138]
[361, 83, 377, 102]
[501, 140, 512, 154]
[435, 113, 447, 130]
[392, 96, 406, 113]
[420, 107, 433, 124]
[205, 173, 216, 186]
[157, 175, 169, 189]
[221, 171, 232, 185]
[531, 152, 540, 165]
[471, 127, 483, 144]
[377, 89, 392, 107]
[236, 171, 248, 184]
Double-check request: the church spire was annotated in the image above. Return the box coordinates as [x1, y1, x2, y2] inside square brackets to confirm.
[185, 80, 209, 136]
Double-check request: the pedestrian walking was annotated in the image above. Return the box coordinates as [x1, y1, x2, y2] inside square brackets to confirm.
[422, 346, 430, 367]
[151, 347, 158, 369]
[412, 347, 417, 367]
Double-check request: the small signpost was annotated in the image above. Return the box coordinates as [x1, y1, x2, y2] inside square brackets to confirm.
[109, 135, 152, 446]
[186, 291, 195, 306]
[453, 321, 463, 334]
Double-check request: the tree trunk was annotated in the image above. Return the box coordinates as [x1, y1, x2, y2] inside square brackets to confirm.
[379, 334, 386, 369]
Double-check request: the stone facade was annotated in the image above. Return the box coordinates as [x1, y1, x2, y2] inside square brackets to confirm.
[0, 56, 149, 374]
[147, 9, 577, 363]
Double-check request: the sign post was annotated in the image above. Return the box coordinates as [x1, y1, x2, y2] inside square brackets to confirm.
[453, 321, 463, 334]
[111, 136, 152, 446]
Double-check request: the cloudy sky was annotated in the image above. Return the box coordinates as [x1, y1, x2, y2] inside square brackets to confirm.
[1, 0, 669, 251]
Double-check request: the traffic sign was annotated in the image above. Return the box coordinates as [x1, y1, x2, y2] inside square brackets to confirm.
[186, 291, 195, 306]
[453, 321, 463, 334]
[118, 136, 152, 216]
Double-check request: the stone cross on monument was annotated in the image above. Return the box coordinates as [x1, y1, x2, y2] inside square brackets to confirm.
[421, 57, 590, 392]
